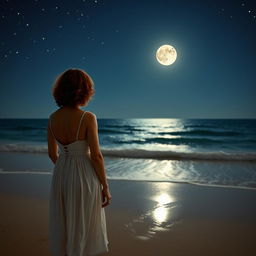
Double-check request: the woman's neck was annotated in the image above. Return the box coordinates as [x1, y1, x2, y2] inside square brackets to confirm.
[61, 105, 81, 110]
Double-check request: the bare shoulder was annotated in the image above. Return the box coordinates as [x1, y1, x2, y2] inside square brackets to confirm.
[85, 111, 97, 120]
[85, 111, 98, 128]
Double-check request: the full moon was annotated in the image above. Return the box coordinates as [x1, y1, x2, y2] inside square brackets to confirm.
[156, 45, 177, 66]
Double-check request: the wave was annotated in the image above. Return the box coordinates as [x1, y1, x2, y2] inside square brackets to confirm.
[1, 126, 45, 131]
[157, 130, 241, 137]
[98, 128, 128, 134]
[0, 143, 48, 153]
[0, 170, 51, 175]
[101, 149, 256, 161]
[98, 128, 144, 134]
[100, 128, 241, 137]
[114, 137, 232, 145]
[104, 124, 145, 131]
[183, 124, 218, 129]
[1, 143, 256, 161]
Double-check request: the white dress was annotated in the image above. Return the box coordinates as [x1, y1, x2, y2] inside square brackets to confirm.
[48, 111, 109, 256]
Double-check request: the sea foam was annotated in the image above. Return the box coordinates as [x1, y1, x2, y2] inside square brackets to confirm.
[0, 143, 255, 161]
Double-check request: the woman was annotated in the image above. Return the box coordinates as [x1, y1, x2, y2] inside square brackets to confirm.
[47, 68, 111, 256]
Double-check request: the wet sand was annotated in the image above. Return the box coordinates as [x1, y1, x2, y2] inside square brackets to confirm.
[0, 172, 256, 256]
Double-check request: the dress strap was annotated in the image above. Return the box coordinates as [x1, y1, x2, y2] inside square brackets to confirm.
[76, 111, 86, 140]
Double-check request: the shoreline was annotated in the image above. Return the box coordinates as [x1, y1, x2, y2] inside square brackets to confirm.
[1, 151, 256, 190]
[1, 171, 256, 191]
[1, 147, 256, 162]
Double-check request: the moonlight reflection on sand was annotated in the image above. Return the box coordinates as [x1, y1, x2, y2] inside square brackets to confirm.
[152, 193, 174, 224]
[124, 183, 180, 240]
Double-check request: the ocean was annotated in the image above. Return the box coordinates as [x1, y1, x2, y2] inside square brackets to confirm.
[0, 118, 256, 189]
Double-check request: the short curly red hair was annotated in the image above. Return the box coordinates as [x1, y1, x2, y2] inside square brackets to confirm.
[52, 68, 95, 107]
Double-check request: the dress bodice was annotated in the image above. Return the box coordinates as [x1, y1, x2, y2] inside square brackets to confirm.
[49, 111, 90, 157]
[57, 140, 90, 156]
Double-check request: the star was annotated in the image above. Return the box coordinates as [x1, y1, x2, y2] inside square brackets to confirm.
[13, 32, 17, 36]
[15, 50, 19, 54]
[42, 37, 46, 40]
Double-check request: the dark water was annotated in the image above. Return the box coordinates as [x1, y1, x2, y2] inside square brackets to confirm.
[0, 118, 256, 188]
[0, 118, 255, 160]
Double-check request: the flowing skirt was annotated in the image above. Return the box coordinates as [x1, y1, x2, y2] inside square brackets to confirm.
[48, 154, 109, 256]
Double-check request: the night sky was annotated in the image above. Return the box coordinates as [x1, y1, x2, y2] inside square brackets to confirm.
[1, 0, 256, 118]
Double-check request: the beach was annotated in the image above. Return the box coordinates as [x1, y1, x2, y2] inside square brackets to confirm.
[1, 118, 256, 255]
[1, 171, 256, 256]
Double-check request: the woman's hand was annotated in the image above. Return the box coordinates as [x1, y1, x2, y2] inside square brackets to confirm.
[101, 186, 112, 207]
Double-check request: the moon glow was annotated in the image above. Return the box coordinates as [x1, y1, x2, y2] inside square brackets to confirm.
[156, 45, 177, 66]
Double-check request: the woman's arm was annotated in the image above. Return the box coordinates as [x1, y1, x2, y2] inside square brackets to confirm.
[87, 112, 111, 207]
[87, 112, 109, 188]
[47, 118, 58, 164]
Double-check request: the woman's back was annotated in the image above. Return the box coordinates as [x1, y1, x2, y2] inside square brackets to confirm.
[49, 107, 89, 146]
[48, 108, 109, 256]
